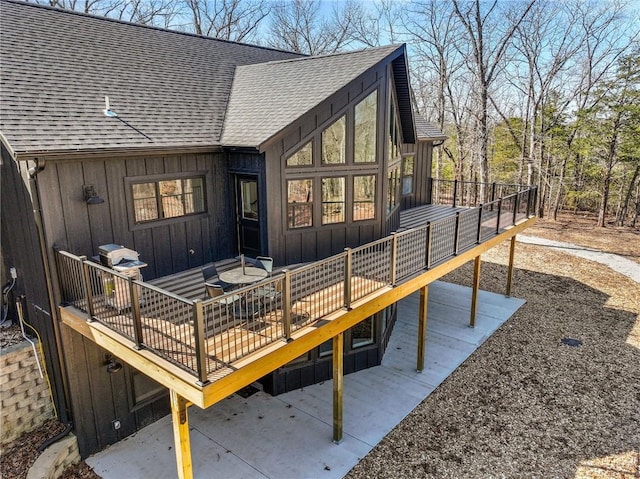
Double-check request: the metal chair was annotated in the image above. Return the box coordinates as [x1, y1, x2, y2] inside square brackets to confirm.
[201, 264, 233, 291]
[256, 256, 273, 276]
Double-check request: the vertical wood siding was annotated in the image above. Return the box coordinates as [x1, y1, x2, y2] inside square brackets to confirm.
[38, 152, 233, 281]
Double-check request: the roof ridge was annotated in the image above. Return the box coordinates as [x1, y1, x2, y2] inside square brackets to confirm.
[0, 0, 304, 57]
[252, 44, 404, 67]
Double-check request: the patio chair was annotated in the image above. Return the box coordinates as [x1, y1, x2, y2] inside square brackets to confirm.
[201, 264, 233, 292]
[256, 256, 273, 276]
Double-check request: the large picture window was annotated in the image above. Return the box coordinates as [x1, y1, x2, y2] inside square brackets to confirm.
[353, 175, 376, 221]
[321, 116, 346, 164]
[287, 179, 313, 228]
[321, 177, 345, 224]
[354, 91, 377, 163]
[132, 176, 205, 224]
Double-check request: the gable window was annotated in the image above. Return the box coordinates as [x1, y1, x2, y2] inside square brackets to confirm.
[322, 177, 345, 224]
[287, 179, 313, 228]
[387, 164, 400, 214]
[402, 155, 415, 195]
[353, 175, 376, 221]
[132, 176, 205, 224]
[286, 141, 312, 167]
[354, 91, 377, 163]
[321, 116, 346, 164]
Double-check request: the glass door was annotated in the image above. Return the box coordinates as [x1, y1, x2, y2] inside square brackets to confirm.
[235, 175, 261, 257]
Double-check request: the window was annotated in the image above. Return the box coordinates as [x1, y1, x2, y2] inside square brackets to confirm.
[319, 340, 332, 358]
[287, 179, 313, 228]
[354, 91, 377, 163]
[352, 316, 374, 348]
[321, 177, 345, 224]
[402, 155, 415, 195]
[387, 164, 400, 213]
[286, 141, 312, 167]
[240, 179, 259, 220]
[353, 175, 376, 221]
[322, 116, 346, 164]
[132, 176, 205, 224]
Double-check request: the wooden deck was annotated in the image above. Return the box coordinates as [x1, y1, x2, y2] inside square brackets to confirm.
[59, 200, 536, 409]
[399, 203, 467, 229]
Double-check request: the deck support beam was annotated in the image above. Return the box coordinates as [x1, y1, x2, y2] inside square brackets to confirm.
[416, 285, 429, 372]
[170, 390, 193, 479]
[332, 332, 344, 444]
[506, 235, 517, 297]
[470, 256, 481, 328]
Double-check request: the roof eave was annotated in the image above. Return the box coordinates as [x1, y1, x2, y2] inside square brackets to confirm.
[10, 144, 223, 161]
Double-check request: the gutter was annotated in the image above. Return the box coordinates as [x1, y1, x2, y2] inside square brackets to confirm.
[12, 144, 223, 162]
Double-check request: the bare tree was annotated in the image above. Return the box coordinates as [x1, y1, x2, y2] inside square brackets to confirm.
[451, 0, 536, 199]
[183, 0, 269, 41]
[405, 1, 472, 183]
[266, 0, 363, 55]
[35, 0, 182, 27]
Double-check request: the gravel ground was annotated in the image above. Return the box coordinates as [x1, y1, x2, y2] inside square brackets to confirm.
[346, 217, 640, 479]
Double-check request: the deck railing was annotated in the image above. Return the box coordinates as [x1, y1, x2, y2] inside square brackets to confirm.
[430, 178, 528, 208]
[56, 184, 537, 384]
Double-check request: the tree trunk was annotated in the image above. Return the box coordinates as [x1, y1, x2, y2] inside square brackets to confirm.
[617, 161, 640, 226]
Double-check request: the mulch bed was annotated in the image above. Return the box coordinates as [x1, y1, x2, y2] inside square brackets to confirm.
[346, 218, 640, 478]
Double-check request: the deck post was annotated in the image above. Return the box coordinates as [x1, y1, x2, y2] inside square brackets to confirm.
[506, 235, 517, 297]
[416, 285, 429, 372]
[343, 248, 352, 310]
[80, 257, 95, 320]
[192, 300, 208, 385]
[452, 179, 458, 207]
[470, 255, 481, 328]
[453, 212, 461, 255]
[332, 332, 344, 444]
[129, 276, 144, 349]
[170, 390, 193, 479]
[512, 193, 519, 225]
[496, 198, 503, 235]
[390, 233, 398, 285]
[476, 205, 484, 244]
[283, 270, 292, 341]
[426, 222, 433, 269]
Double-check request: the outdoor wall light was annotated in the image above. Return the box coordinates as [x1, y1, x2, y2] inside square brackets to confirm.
[84, 185, 105, 205]
[105, 354, 123, 373]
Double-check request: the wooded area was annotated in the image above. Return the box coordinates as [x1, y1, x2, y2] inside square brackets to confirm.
[31, 0, 639, 226]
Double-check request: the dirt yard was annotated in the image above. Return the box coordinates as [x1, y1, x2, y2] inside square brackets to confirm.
[347, 213, 640, 478]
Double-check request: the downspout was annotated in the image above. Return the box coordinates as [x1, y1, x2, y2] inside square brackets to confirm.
[27, 158, 73, 425]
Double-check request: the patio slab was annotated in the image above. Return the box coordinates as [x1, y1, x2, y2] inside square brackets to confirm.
[87, 281, 525, 479]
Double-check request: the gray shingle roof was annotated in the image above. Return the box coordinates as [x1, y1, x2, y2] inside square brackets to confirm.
[0, 0, 300, 158]
[221, 45, 404, 148]
[415, 117, 447, 141]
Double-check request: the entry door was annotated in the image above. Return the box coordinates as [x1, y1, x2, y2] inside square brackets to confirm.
[235, 175, 262, 257]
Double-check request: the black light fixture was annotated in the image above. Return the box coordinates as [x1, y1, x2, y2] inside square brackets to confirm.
[105, 354, 123, 373]
[84, 185, 105, 205]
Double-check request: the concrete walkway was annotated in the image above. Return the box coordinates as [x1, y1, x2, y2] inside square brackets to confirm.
[517, 235, 639, 284]
[87, 281, 525, 479]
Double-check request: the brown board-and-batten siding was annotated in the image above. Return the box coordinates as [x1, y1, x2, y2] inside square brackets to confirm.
[30, 150, 237, 457]
[37, 152, 235, 281]
[400, 140, 434, 211]
[262, 63, 389, 266]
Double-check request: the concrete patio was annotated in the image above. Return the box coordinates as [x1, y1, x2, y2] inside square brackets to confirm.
[87, 280, 525, 479]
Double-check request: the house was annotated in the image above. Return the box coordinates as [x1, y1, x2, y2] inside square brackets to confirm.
[0, 1, 535, 476]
